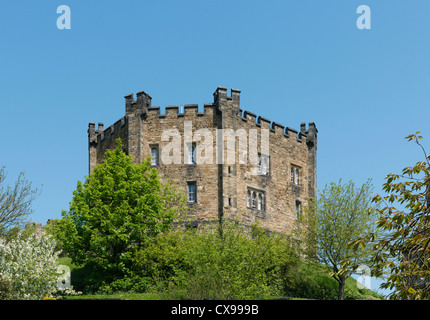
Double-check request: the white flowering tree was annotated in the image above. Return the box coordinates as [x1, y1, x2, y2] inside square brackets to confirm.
[0, 232, 60, 300]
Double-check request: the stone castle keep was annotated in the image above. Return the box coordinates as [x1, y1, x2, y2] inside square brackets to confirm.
[88, 86, 317, 234]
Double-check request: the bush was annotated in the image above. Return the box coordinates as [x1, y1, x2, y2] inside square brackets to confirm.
[283, 262, 338, 300]
[0, 232, 60, 299]
[133, 228, 190, 291]
[0, 276, 12, 299]
[63, 222, 384, 299]
[160, 222, 299, 300]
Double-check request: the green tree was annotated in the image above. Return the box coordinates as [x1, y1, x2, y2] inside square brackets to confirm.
[300, 179, 379, 300]
[361, 132, 430, 299]
[60, 139, 186, 286]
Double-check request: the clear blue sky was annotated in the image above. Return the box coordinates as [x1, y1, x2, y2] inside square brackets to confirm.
[1, 0, 429, 295]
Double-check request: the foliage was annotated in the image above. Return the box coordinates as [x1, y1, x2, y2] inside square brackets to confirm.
[0, 166, 39, 234]
[283, 261, 338, 300]
[133, 228, 191, 291]
[298, 179, 380, 299]
[0, 232, 59, 299]
[69, 221, 299, 297]
[59, 222, 384, 300]
[356, 132, 430, 299]
[44, 219, 67, 254]
[59, 138, 187, 290]
[161, 222, 299, 300]
[0, 276, 12, 299]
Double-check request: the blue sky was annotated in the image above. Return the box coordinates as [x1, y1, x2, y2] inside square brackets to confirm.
[1, 1, 429, 295]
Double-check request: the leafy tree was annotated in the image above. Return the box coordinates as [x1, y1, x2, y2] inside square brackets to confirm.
[59, 138, 186, 285]
[299, 179, 379, 300]
[0, 166, 39, 234]
[360, 132, 430, 299]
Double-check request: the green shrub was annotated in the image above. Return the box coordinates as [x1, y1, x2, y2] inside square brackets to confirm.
[0, 276, 12, 299]
[283, 262, 338, 300]
[61, 221, 384, 299]
[163, 222, 299, 300]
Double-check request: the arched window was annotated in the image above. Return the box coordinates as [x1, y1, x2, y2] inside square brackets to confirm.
[151, 147, 158, 166]
[257, 193, 262, 210]
[252, 192, 256, 208]
[247, 188, 266, 212]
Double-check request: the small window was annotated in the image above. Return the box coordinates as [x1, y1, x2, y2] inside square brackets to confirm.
[258, 153, 270, 175]
[295, 200, 302, 220]
[151, 146, 159, 166]
[252, 192, 256, 208]
[291, 165, 301, 185]
[187, 182, 196, 203]
[257, 193, 262, 211]
[247, 190, 251, 207]
[187, 143, 196, 164]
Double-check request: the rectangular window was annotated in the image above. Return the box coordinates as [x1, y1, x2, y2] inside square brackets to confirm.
[247, 188, 265, 212]
[187, 143, 196, 164]
[291, 164, 301, 185]
[295, 200, 302, 220]
[187, 181, 197, 203]
[258, 153, 270, 176]
[151, 146, 159, 166]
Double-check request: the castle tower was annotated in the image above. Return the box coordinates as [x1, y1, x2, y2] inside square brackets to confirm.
[124, 90, 152, 164]
[213, 86, 242, 223]
[87, 86, 317, 234]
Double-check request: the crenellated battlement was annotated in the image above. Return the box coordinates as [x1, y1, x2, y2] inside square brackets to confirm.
[90, 87, 316, 148]
[92, 117, 126, 144]
[239, 109, 313, 143]
[143, 103, 217, 119]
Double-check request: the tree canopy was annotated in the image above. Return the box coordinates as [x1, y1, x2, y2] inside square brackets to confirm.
[0, 166, 39, 234]
[298, 179, 379, 300]
[356, 132, 430, 299]
[60, 139, 187, 278]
